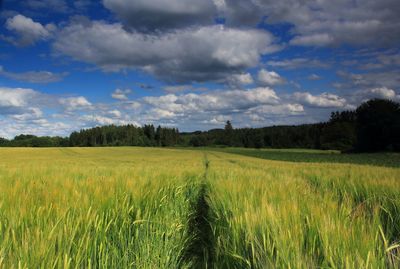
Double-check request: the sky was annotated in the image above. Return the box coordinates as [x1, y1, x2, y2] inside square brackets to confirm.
[0, 0, 399, 138]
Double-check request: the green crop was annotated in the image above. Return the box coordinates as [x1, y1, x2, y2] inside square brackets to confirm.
[0, 147, 399, 268]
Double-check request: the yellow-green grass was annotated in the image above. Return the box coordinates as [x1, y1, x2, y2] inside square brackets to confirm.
[206, 151, 400, 268]
[0, 147, 399, 268]
[0, 147, 204, 268]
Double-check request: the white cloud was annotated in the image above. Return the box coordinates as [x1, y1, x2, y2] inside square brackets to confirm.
[11, 107, 43, 121]
[203, 115, 232, 125]
[0, 87, 71, 138]
[227, 73, 254, 86]
[257, 69, 285, 86]
[59, 96, 92, 110]
[54, 20, 278, 82]
[0, 87, 40, 114]
[111, 89, 131, 100]
[0, 118, 72, 139]
[293, 92, 349, 108]
[143, 87, 280, 116]
[108, 109, 122, 118]
[80, 115, 139, 126]
[352, 87, 400, 103]
[246, 103, 305, 122]
[308, 74, 321, 81]
[267, 58, 330, 69]
[5, 14, 56, 46]
[124, 101, 141, 110]
[290, 34, 334, 47]
[251, 103, 304, 115]
[368, 87, 398, 99]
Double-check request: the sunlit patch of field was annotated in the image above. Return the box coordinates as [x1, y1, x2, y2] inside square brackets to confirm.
[0, 147, 399, 268]
[206, 151, 400, 268]
[0, 148, 204, 268]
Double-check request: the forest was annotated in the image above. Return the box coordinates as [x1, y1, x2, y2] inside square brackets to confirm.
[1, 99, 399, 152]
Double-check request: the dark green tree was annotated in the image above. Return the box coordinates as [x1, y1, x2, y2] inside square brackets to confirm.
[356, 99, 400, 152]
[224, 120, 234, 146]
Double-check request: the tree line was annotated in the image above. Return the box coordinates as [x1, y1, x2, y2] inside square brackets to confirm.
[1, 99, 399, 152]
[185, 99, 400, 152]
[69, 125, 179, 147]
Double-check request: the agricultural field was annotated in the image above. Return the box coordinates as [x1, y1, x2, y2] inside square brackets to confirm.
[0, 147, 399, 268]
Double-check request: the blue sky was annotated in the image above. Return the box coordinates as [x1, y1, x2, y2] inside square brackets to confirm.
[0, 0, 399, 138]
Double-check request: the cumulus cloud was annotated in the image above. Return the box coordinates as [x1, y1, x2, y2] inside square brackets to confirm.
[293, 92, 349, 108]
[80, 115, 137, 126]
[0, 118, 72, 139]
[124, 101, 141, 110]
[108, 110, 122, 118]
[100, 0, 400, 48]
[4, 14, 56, 46]
[246, 103, 305, 122]
[11, 107, 43, 121]
[0, 87, 41, 115]
[308, 74, 321, 81]
[219, 0, 400, 47]
[267, 58, 330, 69]
[257, 69, 285, 86]
[0, 66, 67, 83]
[103, 0, 217, 32]
[227, 73, 254, 87]
[59, 96, 92, 111]
[351, 87, 400, 103]
[290, 34, 334, 47]
[0, 87, 70, 138]
[53, 20, 278, 82]
[138, 87, 315, 128]
[111, 89, 131, 100]
[203, 115, 232, 125]
[143, 87, 280, 117]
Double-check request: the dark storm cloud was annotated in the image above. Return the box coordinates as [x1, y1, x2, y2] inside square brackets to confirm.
[220, 0, 400, 47]
[103, 0, 217, 33]
[102, 0, 400, 46]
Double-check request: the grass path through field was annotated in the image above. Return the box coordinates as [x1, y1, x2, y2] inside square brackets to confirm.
[179, 154, 216, 268]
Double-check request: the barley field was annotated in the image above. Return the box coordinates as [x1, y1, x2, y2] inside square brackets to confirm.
[0, 147, 399, 268]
